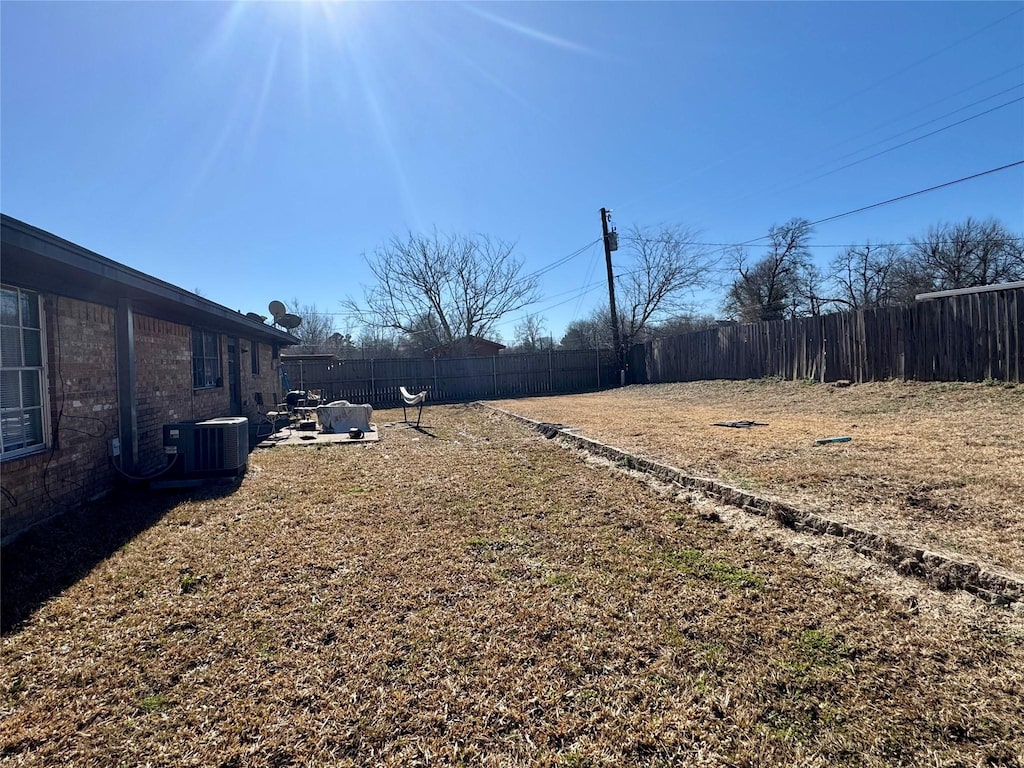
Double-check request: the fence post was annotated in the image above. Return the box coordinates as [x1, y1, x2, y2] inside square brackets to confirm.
[493, 355, 498, 396]
[596, 349, 601, 388]
[370, 358, 375, 403]
[433, 357, 438, 396]
[548, 347, 553, 393]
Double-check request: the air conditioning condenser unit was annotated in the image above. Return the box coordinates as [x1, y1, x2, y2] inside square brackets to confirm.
[163, 416, 249, 477]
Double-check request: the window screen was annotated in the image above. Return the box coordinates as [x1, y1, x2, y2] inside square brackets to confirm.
[192, 329, 221, 389]
[1, 286, 46, 457]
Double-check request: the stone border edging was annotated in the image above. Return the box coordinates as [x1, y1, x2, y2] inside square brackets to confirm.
[480, 403, 1024, 607]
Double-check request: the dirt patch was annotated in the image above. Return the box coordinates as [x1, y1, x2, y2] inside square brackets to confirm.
[2, 405, 1022, 766]
[493, 379, 1024, 575]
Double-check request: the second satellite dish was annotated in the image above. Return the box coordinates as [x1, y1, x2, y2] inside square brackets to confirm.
[278, 313, 302, 330]
[268, 300, 287, 319]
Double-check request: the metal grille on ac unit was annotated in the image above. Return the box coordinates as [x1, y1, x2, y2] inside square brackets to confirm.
[163, 417, 249, 476]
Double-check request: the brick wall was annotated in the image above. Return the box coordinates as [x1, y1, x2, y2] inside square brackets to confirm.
[137, 330, 284, 454]
[2, 292, 283, 541]
[240, 339, 283, 422]
[1, 296, 118, 539]
[128, 322, 282, 469]
[133, 314, 193, 474]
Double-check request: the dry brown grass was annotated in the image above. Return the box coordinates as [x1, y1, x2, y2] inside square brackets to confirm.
[494, 379, 1024, 574]
[2, 404, 1023, 767]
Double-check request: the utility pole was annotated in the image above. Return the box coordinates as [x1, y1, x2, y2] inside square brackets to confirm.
[600, 207, 624, 383]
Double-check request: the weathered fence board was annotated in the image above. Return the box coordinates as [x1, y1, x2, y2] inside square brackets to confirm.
[283, 349, 619, 406]
[286, 290, 1020, 404]
[631, 288, 1023, 385]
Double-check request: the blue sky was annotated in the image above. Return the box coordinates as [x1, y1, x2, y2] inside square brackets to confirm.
[2, 1, 1022, 343]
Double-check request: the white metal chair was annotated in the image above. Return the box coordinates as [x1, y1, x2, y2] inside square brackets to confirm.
[399, 386, 427, 427]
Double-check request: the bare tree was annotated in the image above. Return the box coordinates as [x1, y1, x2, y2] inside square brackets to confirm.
[909, 217, 1024, 290]
[513, 313, 549, 352]
[827, 243, 907, 310]
[616, 223, 717, 349]
[345, 231, 539, 352]
[793, 262, 830, 316]
[289, 299, 336, 348]
[356, 327, 404, 358]
[404, 312, 444, 354]
[650, 312, 718, 338]
[560, 317, 606, 349]
[321, 332, 355, 358]
[722, 218, 814, 322]
[888, 255, 937, 305]
[723, 256, 792, 322]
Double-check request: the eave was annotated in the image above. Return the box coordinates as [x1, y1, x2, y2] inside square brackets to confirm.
[1, 214, 297, 345]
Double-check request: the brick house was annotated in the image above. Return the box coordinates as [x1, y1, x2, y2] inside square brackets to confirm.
[1, 215, 297, 542]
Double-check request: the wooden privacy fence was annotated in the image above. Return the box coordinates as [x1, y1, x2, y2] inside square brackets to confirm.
[282, 349, 619, 406]
[630, 287, 1022, 385]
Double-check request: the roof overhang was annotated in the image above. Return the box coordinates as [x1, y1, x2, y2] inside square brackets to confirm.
[1, 214, 298, 345]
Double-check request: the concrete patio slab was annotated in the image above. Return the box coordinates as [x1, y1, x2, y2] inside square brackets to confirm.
[255, 425, 380, 449]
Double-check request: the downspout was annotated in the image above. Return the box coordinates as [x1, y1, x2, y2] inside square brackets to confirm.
[115, 298, 138, 473]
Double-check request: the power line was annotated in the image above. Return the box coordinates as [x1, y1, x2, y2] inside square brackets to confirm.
[622, 236, 1024, 250]
[697, 160, 1024, 257]
[492, 278, 609, 331]
[570, 241, 602, 324]
[325, 163, 1024, 335]
[782, 81, 1024, 195]
[704, 83, 1024, 219]
[609, 161, 1024, 283]
[825, 82, 1024, 167]
[625, 8, 1024, 216]
[519, 237, 601, 281]
[321, 237, 601, 321]
[310, 273, 609, 324]
[808, 160, 1024, 228]
[815, 64, 1024, 158]
[386, 275, 611, 340]
[819, 6, 1024, 115]
[317, 243, 609, 330]
[802, 95, 1024, 185]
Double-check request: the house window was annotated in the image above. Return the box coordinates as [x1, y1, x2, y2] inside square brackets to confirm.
[192, 329, 221, 389]
[1, 285, 47, 458]
[251, 341, 260, 375]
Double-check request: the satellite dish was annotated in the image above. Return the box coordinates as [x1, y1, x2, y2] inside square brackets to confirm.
[277, 313, 302, 330]
[268, 300, 287, 319]
[246, 312, 267, 323]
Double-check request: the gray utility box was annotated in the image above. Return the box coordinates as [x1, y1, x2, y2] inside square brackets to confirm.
[163, 416, 249, 477]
